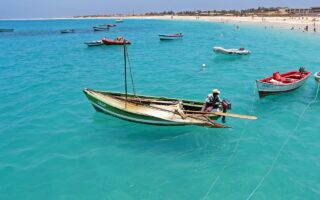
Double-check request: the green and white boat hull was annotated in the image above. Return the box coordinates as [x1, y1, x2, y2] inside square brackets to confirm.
[83, 88, 225, 128]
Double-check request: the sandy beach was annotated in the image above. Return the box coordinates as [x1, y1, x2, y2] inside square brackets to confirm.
[124, 15, 320, 33]
[1, 15, 319, 34]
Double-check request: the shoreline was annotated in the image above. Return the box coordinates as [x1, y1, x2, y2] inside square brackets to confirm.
[126, 15, 319, 34]
[1, 15, 319, 34]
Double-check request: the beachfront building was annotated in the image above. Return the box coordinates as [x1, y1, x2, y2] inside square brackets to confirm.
[256, 8, 289, 16]
[310, 7, 320, 16]
[286, 7, 320, 16]
[286, 8, 311, 16]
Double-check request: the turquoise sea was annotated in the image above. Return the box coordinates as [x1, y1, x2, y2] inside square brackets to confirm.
[1, 18, 320, 199]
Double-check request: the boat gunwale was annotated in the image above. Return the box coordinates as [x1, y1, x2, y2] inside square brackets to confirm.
[85, 88, 205, 106]
[84, 88, 221, 119]
[256, 71, 311, 86]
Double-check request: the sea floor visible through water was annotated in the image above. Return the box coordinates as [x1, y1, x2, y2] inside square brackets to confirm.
[0, 19, 320, 199]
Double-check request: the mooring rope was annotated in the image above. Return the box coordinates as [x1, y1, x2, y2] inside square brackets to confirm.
[246, 82, 320, 200]
[202, 83, 257, 200]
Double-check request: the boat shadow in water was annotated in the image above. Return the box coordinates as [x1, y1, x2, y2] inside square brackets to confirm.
[106, 122, 231, 156]
[92, 111, 227, 140]
[213, 55, 249, 63]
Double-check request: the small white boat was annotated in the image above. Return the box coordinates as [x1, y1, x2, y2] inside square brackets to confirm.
[84, 40, 104, 47]
[115, 19, 123, 23]
[315, 71, 320, 82]
[213, 47, 250, 55]
[60, 29, 75, 34]
[93, 26, 109, 31]
[159, 33, 183, 40]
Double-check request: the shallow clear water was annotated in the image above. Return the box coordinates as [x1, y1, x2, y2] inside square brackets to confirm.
[0, 19, 320, 199]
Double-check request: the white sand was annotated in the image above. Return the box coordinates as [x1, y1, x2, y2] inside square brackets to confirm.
[3, 15, 319, 33]
[125, 15, 319, 33]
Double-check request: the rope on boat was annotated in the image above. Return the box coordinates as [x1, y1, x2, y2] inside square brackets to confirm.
[202, 83, 257, 200]
[245, 82, 320, 200]
[125, 45, 137, 97]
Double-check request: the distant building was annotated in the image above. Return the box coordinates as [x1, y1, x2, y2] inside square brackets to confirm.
[286, 8, 310, 16]
[311, 7, 320, 16]
[286, 7, 320, 16]
[257, 8, 289, 16]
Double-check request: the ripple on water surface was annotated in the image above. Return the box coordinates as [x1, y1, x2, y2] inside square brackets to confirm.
[0, 19, 320, 199]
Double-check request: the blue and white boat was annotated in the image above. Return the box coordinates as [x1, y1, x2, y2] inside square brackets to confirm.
[159, 33, 183, 40]
[84, 40, 104, 47]
[60, 29, 75, 34]
[93, 26, 109, 31]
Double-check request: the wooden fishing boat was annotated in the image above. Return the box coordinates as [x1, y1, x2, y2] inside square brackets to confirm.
[83, 40, 257, 128]
[101, 37, 131, 45]
[60, 29, 75, 33]
[83, 89, 231, 127]
[213, 47, 250, 55]
[84, 40, 104, 47]
[93, 26, 109, 31]
[256, 67, 310, 97]
[0, 28, 14, 32]
[314, 71, 320, 82]
[159, 33, 183, 40]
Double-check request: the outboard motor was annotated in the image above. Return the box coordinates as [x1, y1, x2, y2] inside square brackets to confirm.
[221, 99, 231, 123]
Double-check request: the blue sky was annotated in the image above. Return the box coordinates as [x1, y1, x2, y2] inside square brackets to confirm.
[0, 0, 319, 19]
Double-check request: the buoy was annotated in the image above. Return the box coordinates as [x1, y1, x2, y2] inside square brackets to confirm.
[202, 64, 206, 68]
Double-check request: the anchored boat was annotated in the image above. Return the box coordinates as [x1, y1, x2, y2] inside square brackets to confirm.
[115, 19, 124, 23]
[83, 89, 232, 128]
[256, 67, 310, 97]
[84, 40, 104, 47]
[159, 33, 183, 40]
[60, 29, 75, 34]
[93, 26, 109, 31]
[83, 41, 257, 128]
[213, 47, 250, 55]
[102, 37, 131, 45]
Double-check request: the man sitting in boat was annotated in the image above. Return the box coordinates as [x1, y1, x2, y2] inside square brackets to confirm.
[201, 89, 222, 112]
[116, 36, 123, 41]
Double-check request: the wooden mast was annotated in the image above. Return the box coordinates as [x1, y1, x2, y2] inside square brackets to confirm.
[124, 39, 128, 107]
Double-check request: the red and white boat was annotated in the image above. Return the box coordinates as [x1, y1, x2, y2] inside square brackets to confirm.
[256, 67, 310, 97]
[101, 37, 131, 45]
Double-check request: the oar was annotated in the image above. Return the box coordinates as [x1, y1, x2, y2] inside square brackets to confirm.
[184, 110, 257, 120]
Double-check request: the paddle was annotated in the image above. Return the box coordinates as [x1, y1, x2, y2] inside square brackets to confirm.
[184, 110, 257, 120]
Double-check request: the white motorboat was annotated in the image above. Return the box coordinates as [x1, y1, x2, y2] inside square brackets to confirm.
[84, 40, 104, 47]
